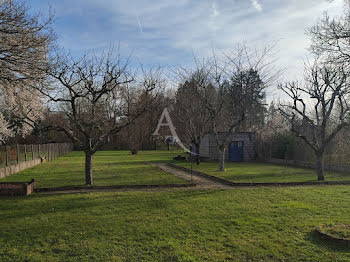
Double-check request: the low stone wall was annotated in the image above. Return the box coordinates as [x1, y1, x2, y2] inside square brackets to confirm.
[0, 158, 42, 179]
[267, 158, 350, 173]
[0, 179, 35, 196]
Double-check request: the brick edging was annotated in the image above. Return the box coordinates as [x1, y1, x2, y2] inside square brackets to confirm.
[167, 163, 350, 187]
[35, 183, 196, 193]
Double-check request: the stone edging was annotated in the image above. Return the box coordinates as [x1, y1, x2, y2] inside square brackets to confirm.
[0, 158, 42, 179]
[316, 226, 350, 247]
[35, 183, 196, 193]
[167, 163, 350, 187]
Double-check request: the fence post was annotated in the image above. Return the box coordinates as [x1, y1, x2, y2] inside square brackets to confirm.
[16, 144, 19, 164]
[5, 145, 8, 167]
[31, 144, 34, 160]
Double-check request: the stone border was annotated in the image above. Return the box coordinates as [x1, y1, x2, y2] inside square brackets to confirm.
[35, 183, 196, 193]
[0, 179, 35, 196]
[0, 158, 42, 179]
[168, 163, 350, 187]
[316, 225, 350, 247]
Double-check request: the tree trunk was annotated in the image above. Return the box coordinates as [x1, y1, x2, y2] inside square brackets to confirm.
[195, 143, 200, 165]
[85, 152, 93, 185]
[219, 147, 225, 171]
[316, 152, 325, 181]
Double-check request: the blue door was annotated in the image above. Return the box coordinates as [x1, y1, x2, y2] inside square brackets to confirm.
[191, 143, 196, 154]
[228, 141, 243, 162]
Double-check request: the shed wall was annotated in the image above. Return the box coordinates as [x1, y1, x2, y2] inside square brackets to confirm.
[200, 132, 256, 161]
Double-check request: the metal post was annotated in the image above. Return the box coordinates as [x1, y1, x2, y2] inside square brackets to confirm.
[24, 145, 27, 161]
[16, 144, 19, 164]
[31, 144, 34, 160]
[5, 145, 8, 167]
[190, 159, 193, 183]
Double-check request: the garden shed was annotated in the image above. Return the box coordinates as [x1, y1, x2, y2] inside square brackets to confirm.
[194, 132, 256, 162]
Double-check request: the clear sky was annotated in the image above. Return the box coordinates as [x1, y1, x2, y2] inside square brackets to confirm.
[29, 0, 343, 96]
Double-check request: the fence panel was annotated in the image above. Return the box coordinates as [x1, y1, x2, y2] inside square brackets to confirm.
[0, 143, 73, 168]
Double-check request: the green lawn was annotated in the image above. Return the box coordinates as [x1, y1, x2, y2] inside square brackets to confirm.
[1, 187, 350, 261]
[1, 151, 350, 261]
[176, 161, 350, 183]
[0, 151, 187, 188]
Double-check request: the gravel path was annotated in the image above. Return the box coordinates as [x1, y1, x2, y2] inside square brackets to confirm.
[149, 162, 232, 189]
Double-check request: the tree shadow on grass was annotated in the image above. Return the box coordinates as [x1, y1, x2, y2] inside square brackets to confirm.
[226, 173, 316, 183]
[305, 230, 350, 253]
[102, 161, 149, 166]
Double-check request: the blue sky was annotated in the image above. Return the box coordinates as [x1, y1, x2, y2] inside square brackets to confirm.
[29, 0, 343, 92]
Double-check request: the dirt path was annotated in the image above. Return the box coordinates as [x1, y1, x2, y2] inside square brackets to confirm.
[149, 163, 232, 189]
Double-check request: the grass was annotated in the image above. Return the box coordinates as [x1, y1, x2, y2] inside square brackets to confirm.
[0, 150, 187, 188]
[1, 187, 350, 261]
[1, 151, 350, 260]
[176, 161, 350, 183]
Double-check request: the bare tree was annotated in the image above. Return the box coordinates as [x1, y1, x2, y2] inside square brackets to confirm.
[0, 0, 54, 142]
[127, 89, 172, 152]
[193, 45, 276, 171]
[279, 62, 350, 180]
[174, 61, 213, 163]
[214, 70, 266, 171]
[39, 50, 161, 185]
[308, 0, 350, 67]
[255, 101, 289, 160]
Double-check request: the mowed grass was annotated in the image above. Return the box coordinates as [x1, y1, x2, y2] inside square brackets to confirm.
[176, 161, 350, 183]
[0, 150, 187, 188]
[1, 187, 350, 261]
